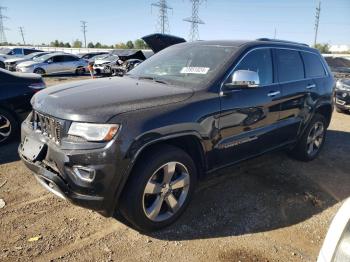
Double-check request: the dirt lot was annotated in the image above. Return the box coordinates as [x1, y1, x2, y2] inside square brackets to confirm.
[1, 75, 350, 262]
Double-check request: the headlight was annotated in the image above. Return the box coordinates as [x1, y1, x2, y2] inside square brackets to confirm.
[336, 81, 350, 91]
[68, 123, 120, 142]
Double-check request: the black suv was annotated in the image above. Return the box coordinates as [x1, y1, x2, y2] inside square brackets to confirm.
[19, 39, 334, 231]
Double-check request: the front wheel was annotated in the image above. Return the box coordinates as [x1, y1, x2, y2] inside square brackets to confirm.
[289, 114, 327, 161]
[75, 67, 86, 76]
[34, 68, 45, 75]
[120, 145, 197, 232]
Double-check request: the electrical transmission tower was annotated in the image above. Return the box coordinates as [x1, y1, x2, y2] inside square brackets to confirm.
[183, 0, 205, 41]
[19, 27, 25, 45]
[0, 6, 8, 44]
[151, 0, 172, 34]
[314, 1, 321, 46]
[81, 21, 87, 48]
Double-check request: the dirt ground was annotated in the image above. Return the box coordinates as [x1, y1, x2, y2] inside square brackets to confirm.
[1, 75, 350, 262]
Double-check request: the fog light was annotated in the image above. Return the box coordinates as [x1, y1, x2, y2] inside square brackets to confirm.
[73, 166, 96, 182]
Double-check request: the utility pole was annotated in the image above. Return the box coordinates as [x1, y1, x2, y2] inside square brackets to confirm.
[273, 28, 277, 39]
[314, 1, 321, 46]
[0, 6, 8, 44]
[151, 0, 172, 34]
[183, 0, 205, 41]
[19, 26, 25, 45]
[80, 20, 87, 48]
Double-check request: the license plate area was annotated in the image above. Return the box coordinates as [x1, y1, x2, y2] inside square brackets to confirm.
[21, 137, 46, 161]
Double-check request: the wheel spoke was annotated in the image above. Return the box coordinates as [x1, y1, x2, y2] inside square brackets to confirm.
[170, 173, 189, 190]
[163, 162, 176, 184]
[315, 125, 324, 138]
[144, 181, 162, 194]
[307, 142, 314, 155]
[147, 195, 165, 220]
[314, 139, 321, 147]
[165, 193, 179, 212]
[307, 135, 313, 144]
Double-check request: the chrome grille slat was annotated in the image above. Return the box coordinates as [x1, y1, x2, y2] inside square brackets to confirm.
[32, 111, 62, 143]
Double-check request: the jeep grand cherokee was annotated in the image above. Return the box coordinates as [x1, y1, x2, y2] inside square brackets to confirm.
[19, 38, 334, 231]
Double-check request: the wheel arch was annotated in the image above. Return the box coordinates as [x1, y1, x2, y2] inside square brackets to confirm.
[315, 103, 333, 127]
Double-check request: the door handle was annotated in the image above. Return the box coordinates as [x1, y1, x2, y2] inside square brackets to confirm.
[306, 84, 316, 89]
[267, 91, 280, 97]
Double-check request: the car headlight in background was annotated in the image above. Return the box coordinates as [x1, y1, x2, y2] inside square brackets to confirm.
[68, 123, 120, 142]
[336, 80, 350, 91]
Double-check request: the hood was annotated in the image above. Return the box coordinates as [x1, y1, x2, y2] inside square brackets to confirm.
[94, 59, 112, 65]
[142, 34, 186, 53]
[32, 76, 193, 122]
[5, 57, 26, 63]
[17, 60, 39, 67]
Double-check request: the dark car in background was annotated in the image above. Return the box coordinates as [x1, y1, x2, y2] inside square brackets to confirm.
[19, 39, 334, 231]
[0, 68, 45, 145]
[335, 79, 350, 113]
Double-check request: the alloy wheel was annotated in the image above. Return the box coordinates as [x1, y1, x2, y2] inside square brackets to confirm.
[0, 114, 11, 143]
[142, 162, 190, 222]
[306, 121, 325, 157]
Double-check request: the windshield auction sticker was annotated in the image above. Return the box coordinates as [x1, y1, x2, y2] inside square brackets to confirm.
[180, 67, 210, 74]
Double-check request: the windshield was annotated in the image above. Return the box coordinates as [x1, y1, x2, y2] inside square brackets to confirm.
[24, 52, 46, 59]
[0, 48, 11, 55]
[128, 44, 237, 87]
[33, 53, 55, 62]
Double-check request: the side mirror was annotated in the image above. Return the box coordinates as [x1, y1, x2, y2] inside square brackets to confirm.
[225, 70, 260, 89]
[46, 59, 53, 64]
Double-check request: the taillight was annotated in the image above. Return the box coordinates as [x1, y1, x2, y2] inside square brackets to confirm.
[28, 82, 46, 92]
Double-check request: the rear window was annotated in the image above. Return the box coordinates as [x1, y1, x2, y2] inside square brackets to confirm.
[301, 52, 326, 78]
[275, 49, 304, 82]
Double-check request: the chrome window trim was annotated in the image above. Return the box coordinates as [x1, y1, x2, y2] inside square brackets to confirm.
[220, 46, 329, 92]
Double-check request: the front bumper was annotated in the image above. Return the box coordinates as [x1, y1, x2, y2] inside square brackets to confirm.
[19, 121, 129, 216]
[5, 64, 17, 71]
[335, 90, 350, 110]
[16, 67, 34, 73]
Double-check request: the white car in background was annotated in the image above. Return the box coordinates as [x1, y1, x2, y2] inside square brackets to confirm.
[93, 54, 121, 75]
[16, 53, 88, 76]
[0, 47, 41, 69]
[4, 52, 51, 71]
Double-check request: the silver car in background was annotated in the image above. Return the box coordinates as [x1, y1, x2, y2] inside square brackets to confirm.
[5, 52, 51, 71]
[16, 53, 87, 76]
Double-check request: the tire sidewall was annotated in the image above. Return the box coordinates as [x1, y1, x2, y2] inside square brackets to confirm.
[34, 68, 45, 75]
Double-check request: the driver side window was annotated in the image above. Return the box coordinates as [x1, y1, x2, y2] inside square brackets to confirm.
[232, 49, 273, 86]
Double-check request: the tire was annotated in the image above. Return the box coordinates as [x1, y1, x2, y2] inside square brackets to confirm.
[120, 145, 197, 232]
[0, 61, 4, 69]
[0, 109, 19, 145]
[336, 107, 347, 114]
[289, 114, 327, 161]
[34, 68, 45, 75]
[75, 67, 86, 76]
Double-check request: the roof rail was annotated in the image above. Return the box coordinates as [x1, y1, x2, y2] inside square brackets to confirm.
[256, 38, 309, 47]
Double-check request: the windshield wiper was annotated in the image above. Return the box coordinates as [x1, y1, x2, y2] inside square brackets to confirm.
[138, 76, 168, 85]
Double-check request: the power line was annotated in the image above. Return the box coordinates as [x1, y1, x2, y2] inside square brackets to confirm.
[19, 26, 25, 45]
[81, 20, 87, 48]
[183, 0, 205, 41]
[314, 1, 321, 46]
[0, 6, 9, 44]
[151, 0, 172, 34]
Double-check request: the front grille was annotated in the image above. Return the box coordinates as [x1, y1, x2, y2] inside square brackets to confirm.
[32, 111, 62, 143]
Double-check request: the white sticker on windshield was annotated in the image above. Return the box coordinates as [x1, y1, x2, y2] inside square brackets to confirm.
[180, 67, 210, 74]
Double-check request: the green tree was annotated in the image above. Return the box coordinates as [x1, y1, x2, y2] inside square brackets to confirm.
[115, 42, 127, 49]
[72, 39, 83, 48]
[95, 42, 102, 48]
[87, 42, 95, 48]
[314, 43, 330, 54]
[134, 39, 148, 49]
[64, 42, 71, 48]
[59, 41, 65, 47]
[50, 40, 60, 47]
[126, 40, 134, 49]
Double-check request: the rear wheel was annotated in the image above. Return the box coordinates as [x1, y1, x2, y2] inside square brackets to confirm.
[289, 114, 327, 161]
[0, 109, 19, 145]
[75, 67, 86, 76]
[34, 68, 45, 75]
[120, 145, 197, 232]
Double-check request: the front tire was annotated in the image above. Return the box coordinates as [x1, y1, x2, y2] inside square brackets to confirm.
[120, 145, 197, 232]
[289, 114, 327, 161]
[0, 109, 19, 145]
[75, 67, 86, 76]
[34, 68, 45, 75]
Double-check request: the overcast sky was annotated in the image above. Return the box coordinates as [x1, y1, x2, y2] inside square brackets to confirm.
[1, 0, 349, 46]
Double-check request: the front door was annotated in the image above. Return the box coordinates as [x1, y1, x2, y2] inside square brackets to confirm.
[214, 48, 282, 167]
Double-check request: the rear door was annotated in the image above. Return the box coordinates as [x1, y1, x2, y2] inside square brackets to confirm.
[47, 55, 65, 74]
[216, 48, 282, 167]
[275, 48, 318, 143]
[61, 55, 79, 73]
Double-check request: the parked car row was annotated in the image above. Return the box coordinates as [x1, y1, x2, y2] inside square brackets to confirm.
[0, 47, 43, 69]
